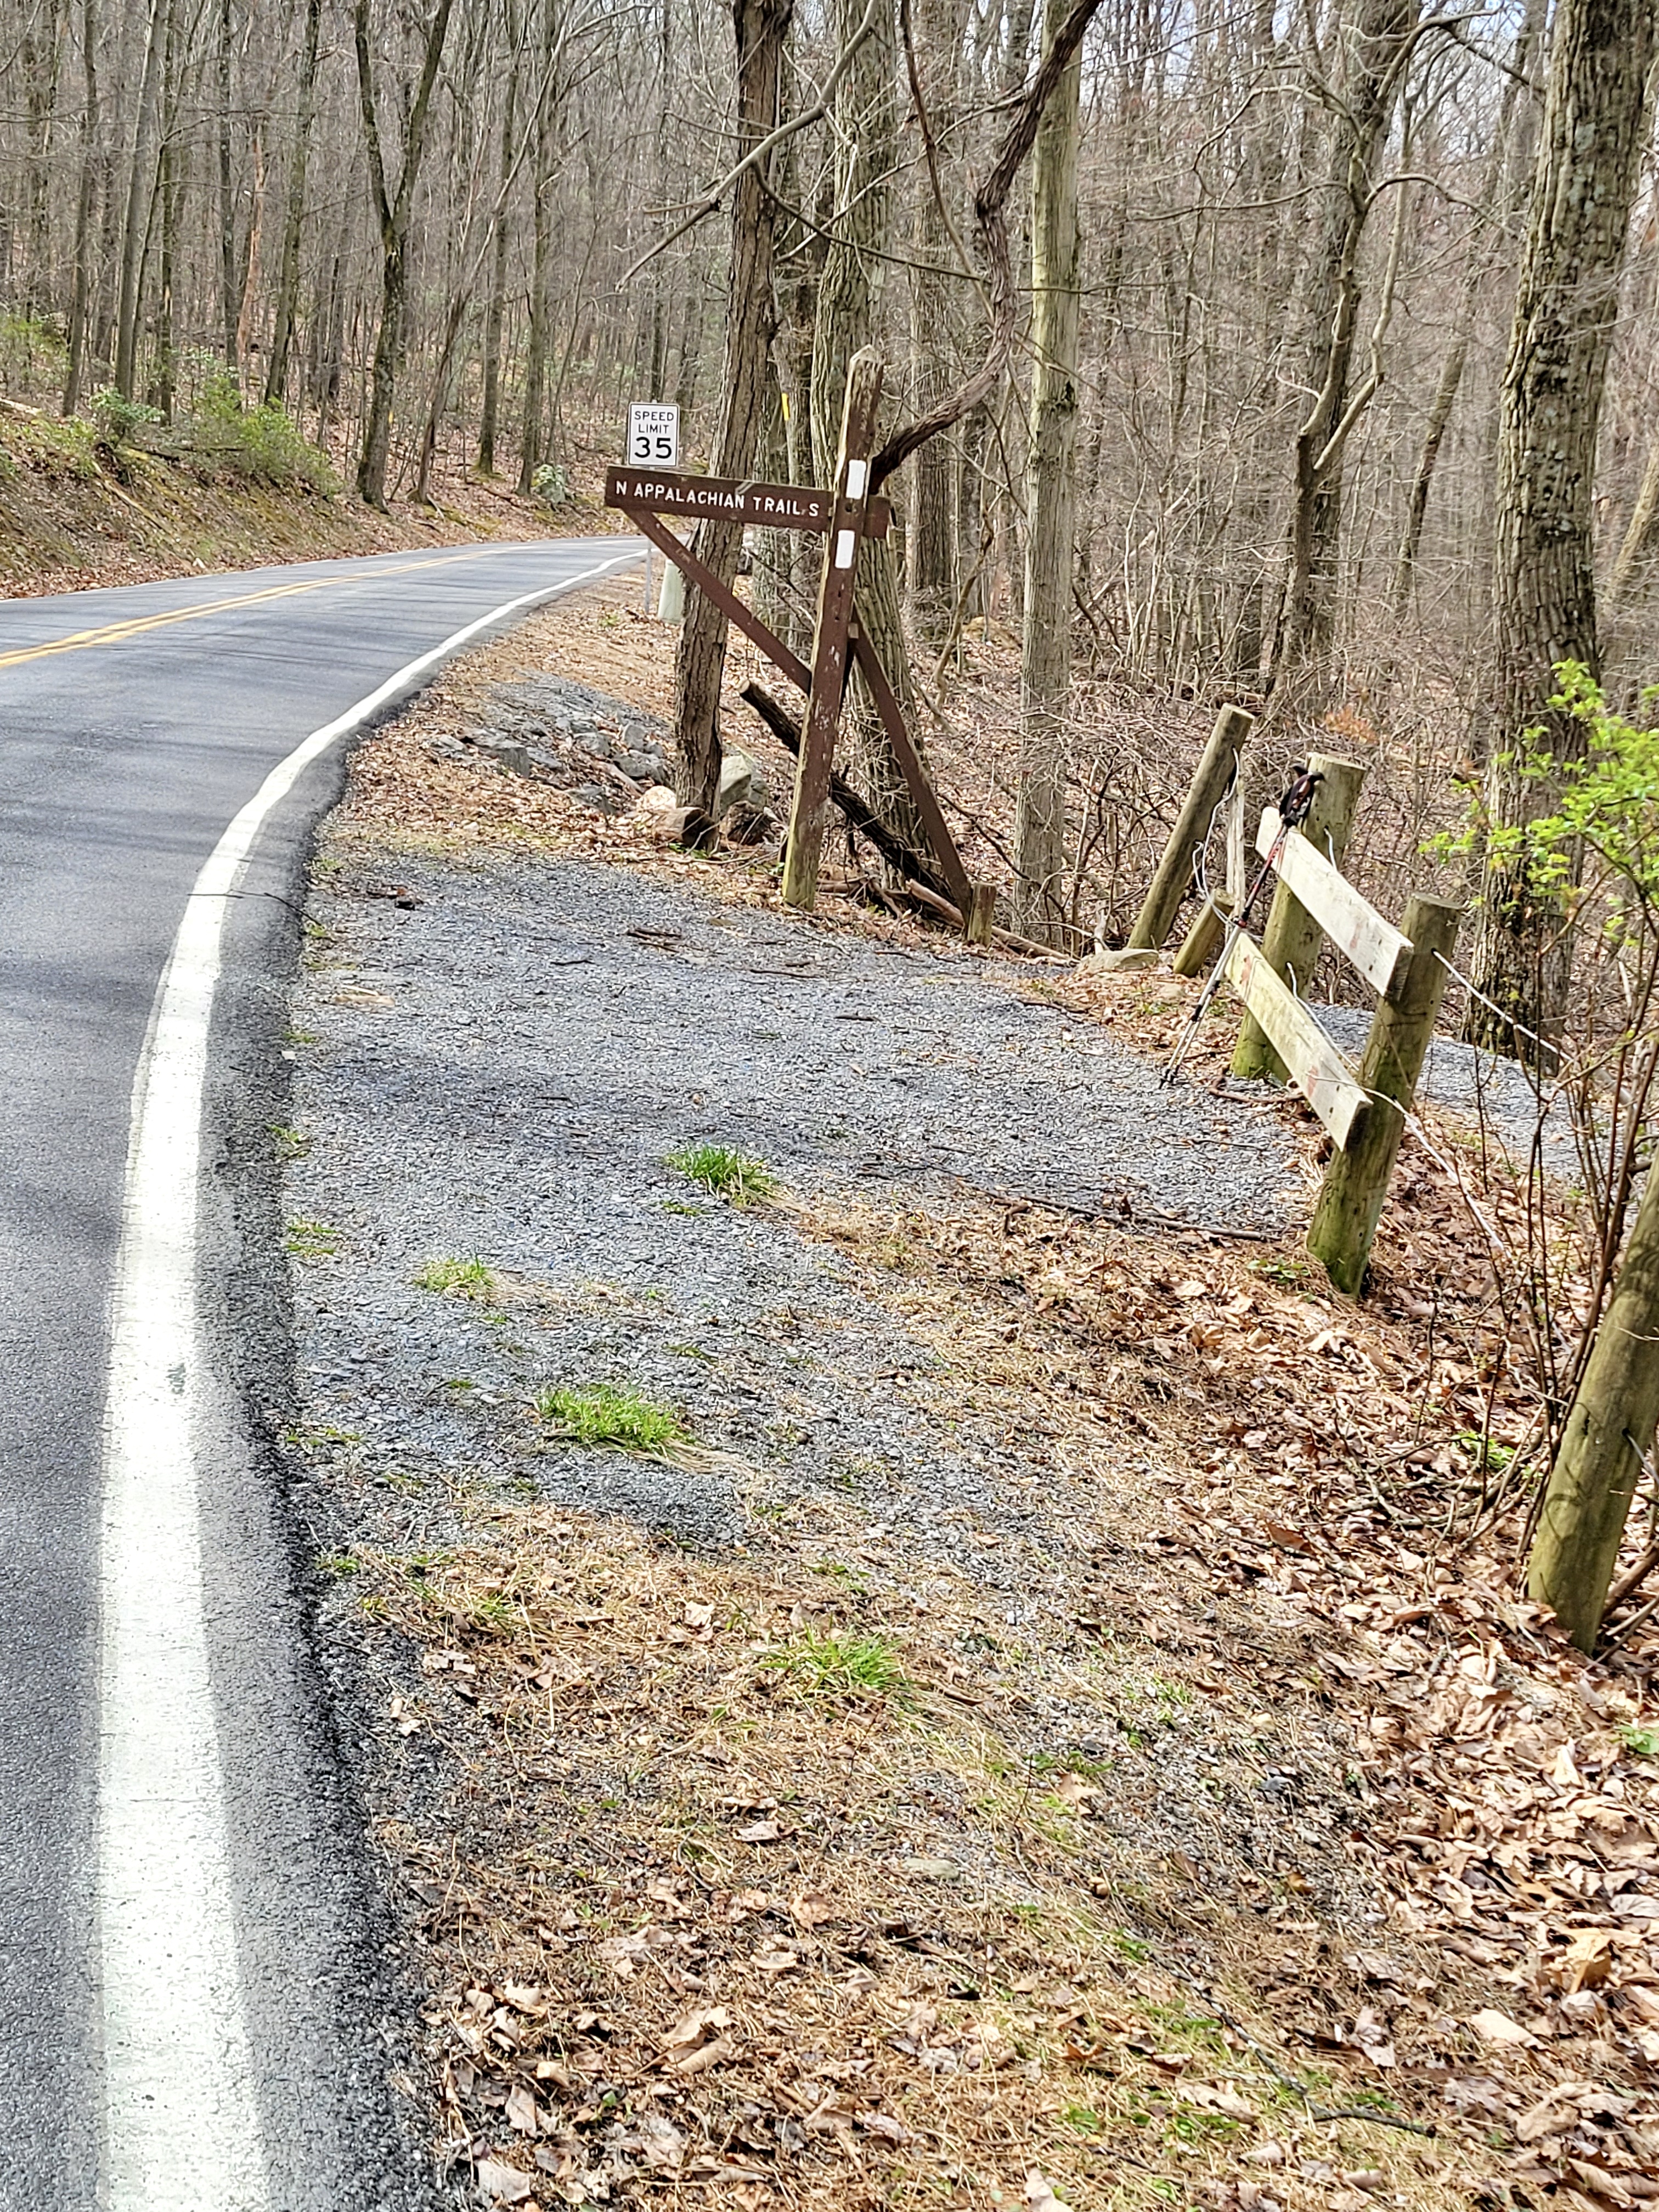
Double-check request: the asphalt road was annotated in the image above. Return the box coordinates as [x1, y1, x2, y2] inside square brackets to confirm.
[0, 537, 637, 2209]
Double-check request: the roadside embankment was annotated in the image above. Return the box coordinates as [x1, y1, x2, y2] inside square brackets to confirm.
[0, 397, 618, 597]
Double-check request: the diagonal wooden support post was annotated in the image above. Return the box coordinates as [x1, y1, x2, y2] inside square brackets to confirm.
[848, 622, 973, 913]
[1127, 703, 1254, 950]
[1232, 751, 1364, 1084]
[782, 347, 883, 911]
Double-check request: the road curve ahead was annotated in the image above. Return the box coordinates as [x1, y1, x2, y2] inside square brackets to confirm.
[0, 538, 639, 2210]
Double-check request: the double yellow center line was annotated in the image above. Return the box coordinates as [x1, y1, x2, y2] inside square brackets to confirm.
[0, 545, 503, 674]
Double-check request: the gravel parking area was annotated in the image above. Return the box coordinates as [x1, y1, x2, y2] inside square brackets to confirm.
[283, 850, 1305, 1570]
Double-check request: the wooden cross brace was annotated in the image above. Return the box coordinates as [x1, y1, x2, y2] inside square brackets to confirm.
[603, 366, 986, 940]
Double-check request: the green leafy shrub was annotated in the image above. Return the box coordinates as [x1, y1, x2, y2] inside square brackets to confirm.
[179, 373, 337, 492]
[90, 387, 161, 455]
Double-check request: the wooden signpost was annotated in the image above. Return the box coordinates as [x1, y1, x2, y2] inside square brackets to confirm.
[605, 354, 989, 939]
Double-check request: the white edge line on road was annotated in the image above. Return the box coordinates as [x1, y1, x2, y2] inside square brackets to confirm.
[97, 551, 637, 2209]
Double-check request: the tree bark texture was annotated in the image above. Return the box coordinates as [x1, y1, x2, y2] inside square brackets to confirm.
[1528, 1154, 1659, 1649]
[1012, 0, 1082, 944]
[266, 0, 324, 405]
[670, 0, 792, 814]
[905, 0, 970, 631]
[808, 0, 926, 858]
[1470, 0, 1658, 1054]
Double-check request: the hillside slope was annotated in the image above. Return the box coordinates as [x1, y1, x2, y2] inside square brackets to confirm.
[0, 398, 617, 596]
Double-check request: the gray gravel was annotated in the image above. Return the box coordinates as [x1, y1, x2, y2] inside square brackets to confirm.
[284, 852, 1303, 1579]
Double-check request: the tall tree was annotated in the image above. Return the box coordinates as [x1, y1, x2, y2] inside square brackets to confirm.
[266, 0, 325, 405]
[670, 0, 793, 815]
[1269, 0, 1422, 693]
[352, 0, 459, 508]
[1470, 0, 1659, 1054]
[1389, 0, 1546, 619]
[1011, 0, 1082, 943]
[809, 0, 926, 854]
[113, 0, 168, 399]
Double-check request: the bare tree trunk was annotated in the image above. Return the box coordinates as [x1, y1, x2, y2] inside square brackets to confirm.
[477, 18, 521, 475]
[61, 0, 99, 416]
[517, 20, 558, 497]
[1012, 0, 1081, 944]
[1269, 0, 1420, 695]
[1390, 0, 1544, 616]
[906, 0, 969, 632]
[649, 0, 673, 395]
[353, 0, 459, 509]
[153, 0, 178, 421]
[114, 0, 167, 399]
[1470, 0, 1659, 1055]
[266, 0, 324, 405]
[809, 0, 926, 854]
[671, 0, 793, 814]
[216, 0, 239, 369]
[1610, 420, 1659, 603]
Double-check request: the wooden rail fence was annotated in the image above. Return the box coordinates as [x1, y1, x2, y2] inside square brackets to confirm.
[1202, 763, 1462, 1295]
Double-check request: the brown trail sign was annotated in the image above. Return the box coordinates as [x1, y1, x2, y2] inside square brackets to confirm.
[605, 357, 987, 939]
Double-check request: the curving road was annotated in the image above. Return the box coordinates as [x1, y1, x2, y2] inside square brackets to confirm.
[0, 538, 639, 2210]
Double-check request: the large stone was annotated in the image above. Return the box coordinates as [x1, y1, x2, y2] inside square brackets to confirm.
[471, 734, 533, 777]
[715, 747, 766, 819]
[1077, 946, 1160, 977]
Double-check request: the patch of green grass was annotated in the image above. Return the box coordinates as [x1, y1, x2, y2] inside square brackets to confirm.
[761, 1628, 909, 1703]
[281, 1420, 361, 1450]
[1620, 1722, 1659, 1757]
[1165, 2110, 1239, 2146]
[285, 1217, 341, 1259]
[1251, 1254, 1312, 1287]
[416, 1254, 496, 1298]
[315, 1552, 359, 1578]
[666, 1141, 778, 1206]
[533, 1382, 688, 1453]
[270, 1122, 311, 1158]
[1454, 1427, 1514, 1472]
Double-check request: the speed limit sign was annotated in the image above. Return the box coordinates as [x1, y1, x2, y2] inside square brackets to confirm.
[626, 402, 679, 467]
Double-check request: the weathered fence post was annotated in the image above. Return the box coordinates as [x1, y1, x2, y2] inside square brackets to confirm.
[1231, 751, 1363, 1084]
[1306, 894, 1461, 1294]
[782, 347, 883, 911]
[1527, 1160, 1659, 1651]
[1172, 893, 1233, 978]
[1126, 703, 1254, 950]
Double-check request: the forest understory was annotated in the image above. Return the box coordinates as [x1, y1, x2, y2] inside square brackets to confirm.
[276, 586, 1659, 2212]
